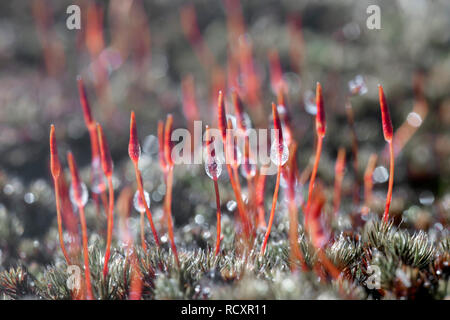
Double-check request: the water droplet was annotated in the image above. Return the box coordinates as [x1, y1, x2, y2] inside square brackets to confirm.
[373, 166, 389, 183]
[226, 114, 237, 128]
[3, 184, 14, 195]
[304, 90, 316, 115]
[348, 75, 367, 95]
[277, 104, 287, 116]
[419, 191, 434, 206]
[205, 157, 223, 180]
[133, 190, 150, 212]
[142, 135, 159, 156]
[24, 193, 35, 204]
[152, 191, 163, 202]
[194, 214, 204, 225]
[202, 230, 211, 239]
[270, 142, 289, 166]
[406, 112, 422, 127]
[226, 200, 237, 212]
[69, 182, 88, 207]
[91, 158, 106, 194]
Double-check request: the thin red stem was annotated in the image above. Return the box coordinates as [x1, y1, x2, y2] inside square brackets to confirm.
[383, 141, 395, 223]
[260, 164, 281, 255]
[140, 211, 147, 252]
[133, 163, 160, 247]
[53, 179, 71, 265]
[165, 167, 179, 267]
[102, 176, 114, 278]
[225, 162, 250, 238]
[305, 135, 323, 219]
[213, 179, 222, 256]
[78, 205, 94, 300]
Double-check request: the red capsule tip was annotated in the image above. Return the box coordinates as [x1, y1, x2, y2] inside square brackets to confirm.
[272, 102, 283, 146]
[128, 111, 141, 163]
[217, 90, 227, 140]
[97, 123, 113, 177]
[315, 82, 326, 137]
[164, 114, 174, 167]
[49, 125, 61, 179]
[378, 85, 393, 141]
[77, 76, 94, 127]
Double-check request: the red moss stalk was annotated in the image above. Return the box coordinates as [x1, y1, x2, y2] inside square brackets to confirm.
[362, 154, 378, 215]
[117, 187, 143, 300]
[163, 114, 180, 266]
[232, 91, 258, 227]
[205, 126, 222, 255]
[67, 152, 94, 300]
[128, 111, 160, 246]
[255, 170, 267, 229]
[378, 85, 394, 223]
[77, 76, 109, 216]
[333, 148, 346, 217]
[308, 185, 340, 280]
[260, 103, 284, 255]
[96, 123, 114, 278]
[218, 91, 250, 238]
[140, 211, 147, 252]
[49, 125, 71, 265]
[286, 143, 307, 271]
[305, 82, 326, 222]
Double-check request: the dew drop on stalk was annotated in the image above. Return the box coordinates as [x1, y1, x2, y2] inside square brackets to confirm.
[91, 157, 106, 194]
[277, 104, 287, 116]
[205, 157, 222, 180]
[303, 90, 317, 115]
[270, 142, 289, 166]
[373, 166, 389, 183]
[406, 112, 422, 127]
[133, 190, 150, 212]
[226, 200, 237, 212]
[226, 114, 237, 129]
[69, 182, 88, 207]
[348, 75, 367, 96]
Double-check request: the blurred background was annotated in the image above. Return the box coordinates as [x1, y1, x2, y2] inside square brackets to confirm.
[0, 0, 449, 270]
